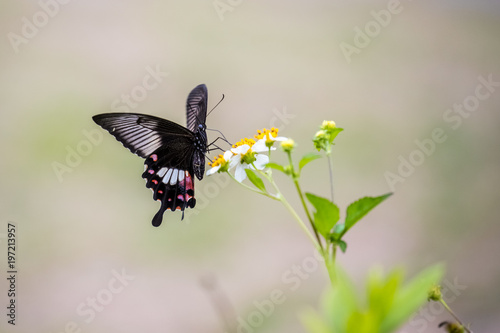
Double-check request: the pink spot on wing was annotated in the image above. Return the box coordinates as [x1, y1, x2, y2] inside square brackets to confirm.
[150, 154, 158, 162]
[158, 190, 163, 194]
[152, 179, 158, 185]
[148, 169, 154, 174]
[185, 172, 194, 191]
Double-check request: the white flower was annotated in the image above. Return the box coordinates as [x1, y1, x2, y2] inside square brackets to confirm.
[206, 150, 233, 176]
[252, 132, 288, 152]
[230, 144, 269, 182]
[206, 127, 287, 182]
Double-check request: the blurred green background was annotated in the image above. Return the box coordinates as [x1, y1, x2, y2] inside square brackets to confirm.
[1, 1, 499, 332]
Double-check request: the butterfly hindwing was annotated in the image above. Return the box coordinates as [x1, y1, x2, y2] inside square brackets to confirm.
[142, 153, 196, 227]
[93, 84, 209, 226]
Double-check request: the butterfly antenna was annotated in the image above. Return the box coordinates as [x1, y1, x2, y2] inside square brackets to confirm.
[207, 94, 225, 117]
[207, 129, 231, 147]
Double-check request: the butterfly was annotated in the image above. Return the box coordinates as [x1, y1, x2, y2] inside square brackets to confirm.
[93, 84, 209, 227]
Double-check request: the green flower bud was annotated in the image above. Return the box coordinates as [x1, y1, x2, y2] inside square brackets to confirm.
[428, 284, 442, 301]
[281, 139, 296, 153]
[321, 120, 336, 131]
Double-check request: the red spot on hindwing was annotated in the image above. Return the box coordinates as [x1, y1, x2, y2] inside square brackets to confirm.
[184, 171, 194, 192]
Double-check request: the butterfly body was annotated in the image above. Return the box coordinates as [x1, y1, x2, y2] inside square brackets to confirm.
[93, 84, 209, 226]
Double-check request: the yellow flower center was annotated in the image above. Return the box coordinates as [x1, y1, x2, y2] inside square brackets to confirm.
[209, 154, 225, 167]
[254, 127, 279, 141]
[232, 137, 256, 149]
[209, 128, 282, 168]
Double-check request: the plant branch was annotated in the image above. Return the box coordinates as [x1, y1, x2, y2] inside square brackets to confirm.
[440, 299, 472, 333]
[227, 171, 279, 200]
[255, 168, 321, 250]
[286, 152, 324, 251]
[326, 151, 334, 202]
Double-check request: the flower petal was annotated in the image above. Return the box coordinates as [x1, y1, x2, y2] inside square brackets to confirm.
[234, 164, 247, 182]
[251, 139, 274, 153]
[229, 154, 241, 168]
[206, 165, 221, 176]
[223, 150, 233, 160]
[253, 154, 269, 170]
[231, 144, 250, 155]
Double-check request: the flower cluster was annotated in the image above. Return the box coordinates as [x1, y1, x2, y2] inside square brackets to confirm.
[313, 120, 341, 152]
[207, 128, 287, 182]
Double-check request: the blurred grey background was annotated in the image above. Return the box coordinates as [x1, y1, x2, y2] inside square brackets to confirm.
[1, 1, 499, 332]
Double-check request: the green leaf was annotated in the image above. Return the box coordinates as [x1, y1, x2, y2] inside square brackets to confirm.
[336, 240, 347, 253]
[245, 169, 266, 192]
[344, 193, 393, 235]
[323, 266, 359, 332]
[300, 307, 332, 333]
[329, 230, 347, 251]
[304, 264, 445, 333]
[346, 311, 378, 333]
[381, 264, 445, 332]
[266, 162, 285, 173]
[329, 127, 344, 143]
[330, 223, 345, 241]
[367, 267, 404, 320]
[299, 153, 322, 171]
[305, 193, 340, 238]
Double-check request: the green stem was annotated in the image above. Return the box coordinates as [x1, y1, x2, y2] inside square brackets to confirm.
[287, 152, 324, 251]
[439, 299, 472, 333]
[326, 151, 334, 202]
[227, 171, 278, 200]
[257, 168, 336, 283]
[323, 248, 336, 285]
[253, 168, 320, 249]
[279, 192, 321, 249]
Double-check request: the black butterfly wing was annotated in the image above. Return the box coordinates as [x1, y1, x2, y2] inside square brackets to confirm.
[186, 84, 208, 132]
[93, 112, 198, 226]
[142, 150, 197, 227]
[92, 113, 193, 158]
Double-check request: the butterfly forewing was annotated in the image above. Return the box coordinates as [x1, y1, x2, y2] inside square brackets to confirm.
[92, 113, 193, 158]
[93, 84, 209, 227]
[186, 84, 208, 132]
